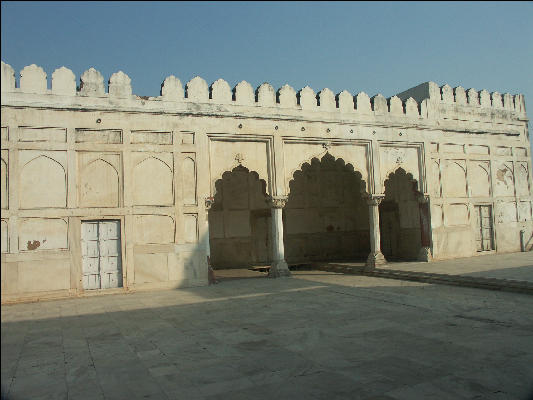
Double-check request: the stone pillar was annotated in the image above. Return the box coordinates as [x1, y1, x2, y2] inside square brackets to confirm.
[204, 197, 214, 258]
[204, 196, 218, 284]
[417, 194, 432, 261]
[268, 196, 291, 278]
[365, 194, 387, 270]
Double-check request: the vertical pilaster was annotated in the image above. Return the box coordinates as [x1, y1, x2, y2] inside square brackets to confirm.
[123, 129, 134, 288]
[417, 194, 432, 261]
[268, 195, 290, 278]
[272, 135, 285, 196]
[66, 127, 76, 209]
[365, 194, 386, 270]
[8, 126, 19, 254]
[370, 139, 382, 194]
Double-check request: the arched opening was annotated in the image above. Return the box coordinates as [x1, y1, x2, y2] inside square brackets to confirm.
[379, 168, 421, 260]
[284, 153, 369, 263]
[208, 165, 270, 269]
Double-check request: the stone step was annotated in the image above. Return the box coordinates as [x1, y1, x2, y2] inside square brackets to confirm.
[318, 263, 533, 295]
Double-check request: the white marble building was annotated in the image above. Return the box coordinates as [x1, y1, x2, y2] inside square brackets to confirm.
[0, 61, 530, 302]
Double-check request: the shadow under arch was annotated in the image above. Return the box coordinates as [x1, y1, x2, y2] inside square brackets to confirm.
[208, 165, 272, 269]
[380, 167, 423, 260]
[284, 152, 370, 263]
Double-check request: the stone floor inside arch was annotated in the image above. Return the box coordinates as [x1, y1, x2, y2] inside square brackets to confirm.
[2, 252, 533, 400]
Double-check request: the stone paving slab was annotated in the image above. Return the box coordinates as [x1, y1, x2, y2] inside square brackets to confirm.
[2, 265, 533, 400]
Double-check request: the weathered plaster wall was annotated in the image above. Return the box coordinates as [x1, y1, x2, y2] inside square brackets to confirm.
[1, 61, 531, 302]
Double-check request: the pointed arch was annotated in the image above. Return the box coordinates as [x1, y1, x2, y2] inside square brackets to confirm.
[442, 161, 467, 197]
[516, 163, 530, 197]
[182, 156, 196, 205]
[133, 156, 173, 205]
[469, 163, 491, 197]
[79, 158, 119, 207]
[1, 157, 7, 209]
[20, 155, 66, 209]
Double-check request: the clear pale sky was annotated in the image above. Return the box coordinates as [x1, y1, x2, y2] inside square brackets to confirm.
[1, 2, 532, 130]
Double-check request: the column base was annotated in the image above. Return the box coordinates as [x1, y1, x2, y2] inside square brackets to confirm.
[268, 260, 291, 278]
[365, 251, 387, 271]
[418, 247, 432, 262]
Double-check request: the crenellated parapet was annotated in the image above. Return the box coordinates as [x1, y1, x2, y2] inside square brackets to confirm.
[0, 61, 527, 124]
[395, 81, 527, 120]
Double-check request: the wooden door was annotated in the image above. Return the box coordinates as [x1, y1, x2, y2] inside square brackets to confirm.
[475, 205, 494, 251]
[81, 220, 122, 289]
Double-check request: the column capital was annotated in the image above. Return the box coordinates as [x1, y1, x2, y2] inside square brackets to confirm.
[364, 193, 385, 206]
[417, 193, 430, 204]
[205, 196, 215, 211]
[269, 195, 288, 209]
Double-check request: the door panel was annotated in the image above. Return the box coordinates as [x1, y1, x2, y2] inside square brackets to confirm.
[475, 205, 494, 252]
[83, 274, 101, 290]
[81, 220, 122, 290]
[99, 238, 120, 256]
[82, 240, 99, 257]
[474, 206, 483, 251]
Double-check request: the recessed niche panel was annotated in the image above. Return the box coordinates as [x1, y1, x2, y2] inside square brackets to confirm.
[181, 131, 195, 145]
[75, 129, 122, 144]
[19, 127, 66, 142]
[131, 130, 172, 145]
[19, 151, 67, 209]
[19, 218, 68, 251]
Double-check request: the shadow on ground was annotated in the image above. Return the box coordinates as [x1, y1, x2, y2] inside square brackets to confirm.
[2, 268, 533, 400]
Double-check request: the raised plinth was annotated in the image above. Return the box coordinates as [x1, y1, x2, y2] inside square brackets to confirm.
[268, 260, 291, 278]
[365, 251, 387, 271]
[418, 247, 432, 262]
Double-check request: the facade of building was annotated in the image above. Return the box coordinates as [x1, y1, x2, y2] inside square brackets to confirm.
[0, 61, 531, 303]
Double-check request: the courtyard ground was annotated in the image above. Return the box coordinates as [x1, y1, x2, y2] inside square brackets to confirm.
[2, 253, 533, 400]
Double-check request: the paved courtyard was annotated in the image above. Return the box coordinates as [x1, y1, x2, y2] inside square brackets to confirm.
[2, 253, 533, 400]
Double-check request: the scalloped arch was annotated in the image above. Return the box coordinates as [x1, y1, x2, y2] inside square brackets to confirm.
[287, 152, 366, 197]
[212, 164, 269, 199]
[382, 167, 422, 202]
[383, 167, 418, 187]
[382, 164, 420, 190]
